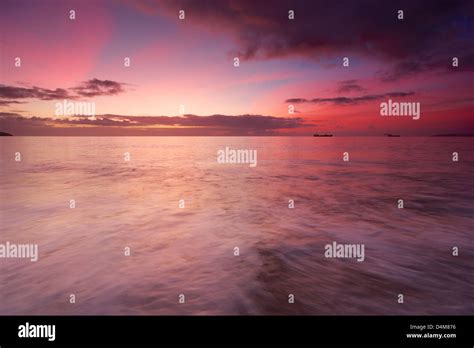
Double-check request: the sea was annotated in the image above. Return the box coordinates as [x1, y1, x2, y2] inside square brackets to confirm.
[0, 136, 473, 314]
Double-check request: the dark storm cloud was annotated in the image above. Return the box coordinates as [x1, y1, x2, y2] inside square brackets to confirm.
[153, 0, 473, 78]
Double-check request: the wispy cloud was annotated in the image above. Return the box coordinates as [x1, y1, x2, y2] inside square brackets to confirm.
[377, 53, 474, 81]
[336, 80, 366, 94]
[0, 79, 128, 103]
[72, 79, 126, 97]
[0, 100, 25, 106]
[0, 85, 71, 100]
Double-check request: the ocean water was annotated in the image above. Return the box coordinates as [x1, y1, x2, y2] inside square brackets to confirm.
[0, 136, 473, 315]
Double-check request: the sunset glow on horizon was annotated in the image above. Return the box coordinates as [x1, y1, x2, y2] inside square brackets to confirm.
[1, 0, 473, 135]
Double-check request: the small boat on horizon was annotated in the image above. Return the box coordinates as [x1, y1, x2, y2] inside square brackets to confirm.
[313, 134, 333, 137]
[384, 133, 400, 137]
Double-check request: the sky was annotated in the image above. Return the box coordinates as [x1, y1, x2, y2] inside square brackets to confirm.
[0, 0, 473, 135]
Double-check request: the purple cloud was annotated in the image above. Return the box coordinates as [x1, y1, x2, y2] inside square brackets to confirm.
[0, 79, 127, 103]
[151, 0, 473, 80]
[72, 79, 126, 97]
[337, 80, 366, 94]
[286, 91, 415, 105]
[0, 113, 314, 136]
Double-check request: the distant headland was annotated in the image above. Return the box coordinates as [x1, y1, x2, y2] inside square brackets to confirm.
[0, 132, 13, 136]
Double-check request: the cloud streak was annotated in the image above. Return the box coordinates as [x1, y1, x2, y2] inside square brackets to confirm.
[336, 80, 366, 94]
[0, 79, 127, 103]
[0, 100, 25, 106]
[0, 86, 71, 100]
[72, 79, 126, 97]
[0, 113, 313, 136]
[286, 92, 415, 105]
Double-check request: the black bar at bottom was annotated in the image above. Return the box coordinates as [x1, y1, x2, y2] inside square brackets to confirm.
[0, 316, 472, 346]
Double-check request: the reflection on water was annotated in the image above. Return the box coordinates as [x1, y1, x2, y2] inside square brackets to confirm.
[0, 136, 473, 314]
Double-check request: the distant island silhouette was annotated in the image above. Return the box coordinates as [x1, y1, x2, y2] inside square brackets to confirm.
[0, 132, 13, 136]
